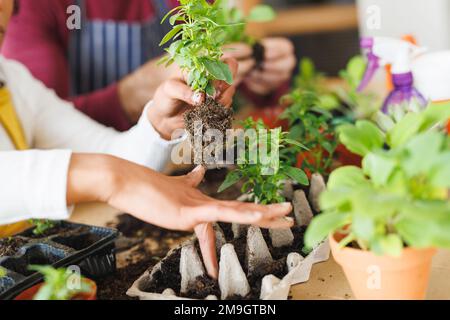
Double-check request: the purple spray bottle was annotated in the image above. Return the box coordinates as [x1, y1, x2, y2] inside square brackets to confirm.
[358, 37, 428, 113]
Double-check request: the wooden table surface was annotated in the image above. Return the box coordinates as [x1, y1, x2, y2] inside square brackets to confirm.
[71, 203, 450, 300]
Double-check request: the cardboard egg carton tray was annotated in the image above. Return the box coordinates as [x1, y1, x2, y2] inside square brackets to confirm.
[127, 174, 330, 300]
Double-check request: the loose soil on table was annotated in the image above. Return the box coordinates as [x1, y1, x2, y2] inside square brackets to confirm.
[96, 244, 155, 300]
[184, 97, 233, 165]
[0, 237, 28, 257]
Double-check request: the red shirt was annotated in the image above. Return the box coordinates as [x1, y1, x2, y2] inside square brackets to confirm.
[3, 0, 179, 131]
[3, 0, 287, 131]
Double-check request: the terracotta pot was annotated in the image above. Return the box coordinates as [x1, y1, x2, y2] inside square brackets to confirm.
[330, 233, 436, 300]
[15, 278, 97, 300]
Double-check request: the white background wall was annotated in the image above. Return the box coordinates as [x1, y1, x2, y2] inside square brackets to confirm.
[357, 0, 450, 51]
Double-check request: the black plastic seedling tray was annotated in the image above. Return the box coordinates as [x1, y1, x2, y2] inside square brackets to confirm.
[0, 221, 118, 300]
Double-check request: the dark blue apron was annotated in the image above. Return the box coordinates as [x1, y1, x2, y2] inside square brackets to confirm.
[68, 0, 173, 96]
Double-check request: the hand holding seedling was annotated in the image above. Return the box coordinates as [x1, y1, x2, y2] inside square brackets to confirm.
[147, 59, 238, 140]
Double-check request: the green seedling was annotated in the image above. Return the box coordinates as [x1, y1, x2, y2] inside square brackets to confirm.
[279, 91, 338, 175]
[159, 0, 238, 96]
[29, 219, 56, 236]
[0, 266, 7, 278]
[219, 117, 308, 204]
[30, 265, 91, 300]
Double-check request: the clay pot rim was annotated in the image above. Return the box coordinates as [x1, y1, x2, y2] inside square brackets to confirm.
[15, 277, 97, 300]
[329, 232, 437, 270]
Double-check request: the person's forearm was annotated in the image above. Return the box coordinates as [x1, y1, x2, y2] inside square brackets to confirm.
[66, 154, 117, 206]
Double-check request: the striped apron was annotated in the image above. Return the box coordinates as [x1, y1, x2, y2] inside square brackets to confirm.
[68, 0, 173, 96]
[0, 86, 32, 237]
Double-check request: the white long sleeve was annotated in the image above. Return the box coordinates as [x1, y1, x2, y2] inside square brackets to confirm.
[0, 57, 184, 224]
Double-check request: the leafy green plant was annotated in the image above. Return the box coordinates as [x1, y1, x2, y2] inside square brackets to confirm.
[215, 0, 276, 45]
[338, 102, 450, 157]
[219, 118, 308, 204]
[29, 219, 56, 236]
[293, 58, 340, 111]
[30, 266, 91, 300]
[279, 91, 338, 175]
[159, 0, 239, 96]
[305, 104, 450, 256]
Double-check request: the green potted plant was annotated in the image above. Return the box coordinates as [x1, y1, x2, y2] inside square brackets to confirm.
[218, 117, 309, 203]
[305, 103, 450, 299]
[279, 90, 338, 177]
[15, 266, 96, 300]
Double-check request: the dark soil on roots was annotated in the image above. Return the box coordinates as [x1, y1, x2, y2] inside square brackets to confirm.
[253, 42, 265, 70]
[184, 97, 233, 165]
[0, 237, 28, 257]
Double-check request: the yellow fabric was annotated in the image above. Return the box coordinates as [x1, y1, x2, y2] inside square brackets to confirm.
[0, 86, 31, 237]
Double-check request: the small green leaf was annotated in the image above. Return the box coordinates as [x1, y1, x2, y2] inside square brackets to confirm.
[338, 120, 385, 157]
[327, 166, 369, 190]
[218, 170, 243, 193]
[371, 234, 404, 257]
[362, 152, 396, 187]
[387, 112, 423, 148]
[284, 138, 308, 150]
[159, 25, 183, 46]
[248, 5, 276, 22]
[202, 59, 233, 84]
[305, 211, 349, 249]
[282, 166, 309, 186]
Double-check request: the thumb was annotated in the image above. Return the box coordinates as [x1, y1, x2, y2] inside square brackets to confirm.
[185, 165, 206, 187]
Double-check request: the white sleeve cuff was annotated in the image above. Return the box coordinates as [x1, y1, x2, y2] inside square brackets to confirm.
[138, 101, 187, 147]
[108, 101, 187, 171]
[0, 150, 73, 225]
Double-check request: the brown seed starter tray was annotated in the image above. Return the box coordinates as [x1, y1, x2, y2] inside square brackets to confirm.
[127, 174, 330, 300]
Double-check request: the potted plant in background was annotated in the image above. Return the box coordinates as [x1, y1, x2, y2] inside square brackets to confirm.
[218, 117, 309, 203]
[279, 90, 338, 177]
[305, 104, 450, 299]
[15, 266, 96, 300]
